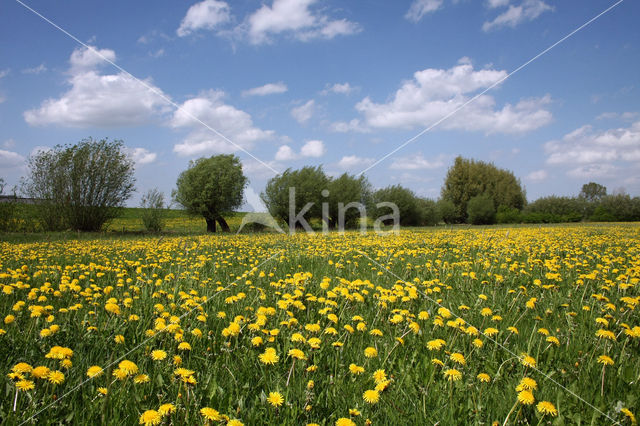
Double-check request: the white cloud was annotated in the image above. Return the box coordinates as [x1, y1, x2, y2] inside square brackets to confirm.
[291, 99, 315, 124]
[246, 0, 360, 44]
[321, 82, 354, 95]
[24, 46, 170, 128]
[0, 69, 9, 79]
[337, 155, 375, 170]
[567, 163, 617, 179]
[350, 59, 552, 134]
[171, 90, 274, 156]
[300, 140, 325, 157]
[483, 0, 552, 32]
[545, 120, 640, 167]
[177, 0, 231, 37]
[242, 82, 288, 97]
[275, 145, 297, 161]
[3, 139, 16, 149]
[0, 150, 25, 169]
[526, 169, 548, 182]
[274, 140, 325, 161]
[22, 64, 47, 75]
[389, 153, 445, 170]
[405, 0, 444, 22]
[487, 0, 511, 8]
[127, 147, 157, 165]
[329, 118, 370, 133]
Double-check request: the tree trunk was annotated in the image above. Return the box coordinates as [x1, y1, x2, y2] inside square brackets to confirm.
[216, 215, 230, 232]
[205, 217, 217, 232]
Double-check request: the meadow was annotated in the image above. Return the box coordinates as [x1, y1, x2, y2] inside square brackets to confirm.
[1, 224, 639, 425]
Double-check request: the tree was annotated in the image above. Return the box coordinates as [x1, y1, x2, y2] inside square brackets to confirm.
[418, 198, 441, 226]
[441, 156, 526, 223]
[437, 199, 456, 224]
[579, 182, 607, 202]
[261, 166, 329, 226]
[325, 173, 372, 229]
[140, 188, 166, 232]
[467, 194, 496, 225]
[174, 154, 247, 232]
[373, 185, 422, 226]
[22, 138, 136, 231]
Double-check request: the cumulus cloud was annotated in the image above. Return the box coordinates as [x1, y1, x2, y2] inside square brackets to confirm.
[483, 0, 552, 32]
[348, 58, 552, 134]
[329, 118, 370, 133]
[246, 0, 360, 44]
[321, 82, 354, 95]
[177, 0, 231, 37]
[545, 120, 640, 169]
[526, 169, 548, 182]
[127, 147, 157, 165]
[242, 82, 288, 97]
[24, 46, 170, 127]
[337, 155, 375, 170]
[389, 153, 446, 170]
[405, 0, 444, 22]
[274, 140, 325, 161]
[300, 140, 325, 157]
[291, 100, 315, 124]
[171, 90, 273, 156]
[0, 150, 25, 169]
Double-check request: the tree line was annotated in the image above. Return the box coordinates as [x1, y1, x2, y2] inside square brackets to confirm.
[2, 138, 639, 232]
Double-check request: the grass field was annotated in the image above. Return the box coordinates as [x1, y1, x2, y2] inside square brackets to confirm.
[1, 224, 639, 425]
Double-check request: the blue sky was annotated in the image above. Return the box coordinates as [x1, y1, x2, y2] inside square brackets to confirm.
[1, 0, 639, 210]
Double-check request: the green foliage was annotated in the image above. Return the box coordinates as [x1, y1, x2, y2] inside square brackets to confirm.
[589, 194, 640, 222]
[373, 185, 422, 226]
[441, 156, 525, 223]
[140, 188, 166, 232]
[261, 166, 329, 225]
[22, 138, 136, 231]
[326, 173, 372, 229]
[417, 198, 441, 226]
[466, 194, 496, 225]
[174, 154, 247, 232]
[437, 199, 456, 224]
[524, 196, 585, 222]
[579, 181, 607, 202]
[496, 205, 521, 224]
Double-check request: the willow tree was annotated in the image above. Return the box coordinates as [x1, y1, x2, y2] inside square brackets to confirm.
[173, 154, 247, 232]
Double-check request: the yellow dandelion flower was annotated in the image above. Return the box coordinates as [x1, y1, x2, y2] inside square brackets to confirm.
[267, 391, 284, 407]
[47, 370, 65, 385]
[536, 401, 558, 416]
[427, 339, 446, 351]
[139, 410, 161, 426]
[444, 369, 462, 382]
[118, 360, 138, 375]
[134, 374, 150, 384]
[483, 327, 499, 337]
[363, 389, 380, 404]
[517, 390, 535, 405]
[87, 366, 103, 378]
[259, 348, 279, 365]
[228, 420, 244, 426]
[200, 407, 222, 421]
[349, 363, 365, 375]
[177, 342, 191, 351]
[450, 352, 466, 365]
[32, 366, 50, 379]
[16, 379, 35, 391]
[431, 358, 444, 367]
[477, 373, 491, 383]
[373, 369, 387, 384]
[151, 350, 167, 361]
[288, 348, 307, 360]
[621, 408, 636, 425]
[595, 329, 616, 341]
[336, 418, 356, 426]
[597, 355, 614, 366]
[12, 363, 33, 374]
[114, 335, 125, 344]
[364, 347, 378, 358]
[158, 403, 175, 416]
[516, 377, 537, 391]
[520, 354, 536, 368]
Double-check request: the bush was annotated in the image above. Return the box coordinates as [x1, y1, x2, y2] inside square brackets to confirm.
[437, 199, 456, 224]
[373, 185, 422, 226]
[496, 205, 521, 224]
[418, 198, 441, 226]
[467, 194, 496, 225]
[140, 188, 166, 232]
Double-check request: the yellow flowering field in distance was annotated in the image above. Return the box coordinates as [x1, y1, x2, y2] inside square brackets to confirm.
[1, 224, 639, 425]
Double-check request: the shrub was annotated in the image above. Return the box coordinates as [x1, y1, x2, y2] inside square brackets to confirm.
[140, 188, 165, 232]
[467, 194, 496, 225]
[496, 205, 521, 224]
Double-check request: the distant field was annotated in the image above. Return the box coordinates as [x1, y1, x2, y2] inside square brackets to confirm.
[102, 208, 247, 233]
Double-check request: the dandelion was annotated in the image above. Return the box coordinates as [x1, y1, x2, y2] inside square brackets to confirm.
[259, 348, 279, 365]
[364, 347, 378, 358]
[177, 342, 191, 351]
[427, 339, 446, 351]
[118, 360, 138, 375]
[148, 349, 167, 361]
[477, 373, 491, 383]
[158, 403, 175, 416]
[86, 366, 103, 378]
[450, 353, 466, 365]
[349, 363, 365, 375]
[483, 327, 499, 337]
[621, 408, 636, 425]
[288, 348, 307, 360]
[228, 420, 244, 426]
[520, 354, 536, 368]
[597, 355, 614, 366]
[267, 391, 284, 408]
[134, 374, 150, 384]
[16, 379, 35, 391]
[12, 363, 33, 374]
[139, 410, 161, 426]
[336, 418, 356, 426]
[516, 377, 537, 391]
[517, 390, 535, 405]
[32, 366, 50, 379]
[114, 335, 125, 344]
[595, 329, 616, 341]
[200, 407, 222, 421]
[98, 387, 108, 396]
[373, 369, 387, 384]
[47, 370, 65, 385]
[536, 401, 558, 416]
[363, 389, 380, 404]
[444, 369, 462, 382]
